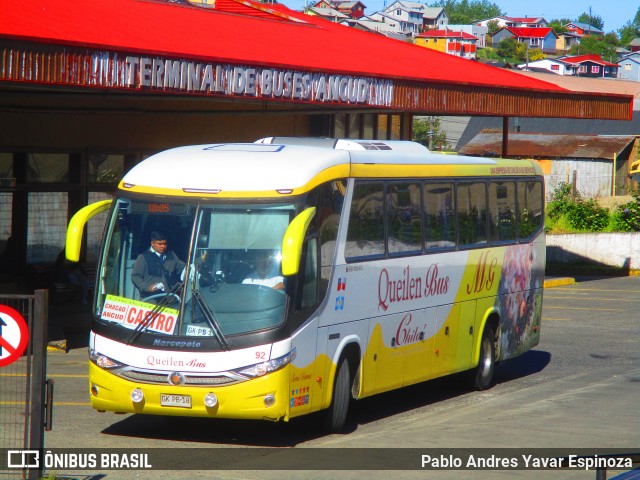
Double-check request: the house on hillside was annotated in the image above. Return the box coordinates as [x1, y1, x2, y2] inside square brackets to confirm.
[561, 54, 618, 78]
[518, 54, 618, 77]
[477, 16, 548, 29]
[306, 5, 349, 22]
[369, 1, 424, 36]
[422, 6, 448, 30]
[491, 27, 558, 54]
[448, 24, 487, 47]
[555, 32, 581, 54]
[340, 16, 407, 39]
[415, 30, 478, 59]
[629, 38, 640, 53]
[312, 0, 366, 19]
[618, 52, 640, 81]
[517, 58, 570, 75]
[564, 22, 604, 36]
[458, 133, 639, 198]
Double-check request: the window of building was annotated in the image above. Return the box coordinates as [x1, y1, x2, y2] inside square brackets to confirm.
[27, 192, 69, 263]
[0, 153, 13, 180]
[578, 65, 587, 73]
[87, 153, 125, 184]
[551, 64, 560, 71]
[592, 65, 600, 74]
[27, 153, 69, 183]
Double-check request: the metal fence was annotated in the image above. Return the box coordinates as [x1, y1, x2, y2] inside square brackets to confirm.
[0, 290, 52, 480]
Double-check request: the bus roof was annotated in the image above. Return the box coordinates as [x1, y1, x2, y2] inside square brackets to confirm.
[119, 140, 542, 198]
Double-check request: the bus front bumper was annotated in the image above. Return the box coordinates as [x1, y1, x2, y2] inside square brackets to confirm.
[89, 362, 290, 421]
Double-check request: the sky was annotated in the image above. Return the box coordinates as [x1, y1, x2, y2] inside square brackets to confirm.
[280, 0, 638, 33]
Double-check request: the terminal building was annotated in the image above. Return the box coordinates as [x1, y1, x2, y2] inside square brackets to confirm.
[0, 0, 633, 277]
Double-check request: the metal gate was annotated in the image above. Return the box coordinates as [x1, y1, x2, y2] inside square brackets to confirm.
[0, 290, 53, 480]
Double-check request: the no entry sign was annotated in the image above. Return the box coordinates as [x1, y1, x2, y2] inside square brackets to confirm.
[0, 305, 29, 367]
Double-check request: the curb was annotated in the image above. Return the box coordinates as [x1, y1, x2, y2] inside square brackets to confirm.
[543, 277, 576, 288]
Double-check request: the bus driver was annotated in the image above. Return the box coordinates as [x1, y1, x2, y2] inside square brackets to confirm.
[132, 230, 186, 298]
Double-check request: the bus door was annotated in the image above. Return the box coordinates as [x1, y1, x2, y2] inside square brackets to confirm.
[431, 301, 476, 378]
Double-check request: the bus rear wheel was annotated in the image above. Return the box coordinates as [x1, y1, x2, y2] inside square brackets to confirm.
[321, 357, 351, 433]
[471, 325, 496, 390]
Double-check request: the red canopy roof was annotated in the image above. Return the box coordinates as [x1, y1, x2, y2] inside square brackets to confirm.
[0, 0, 565, 93]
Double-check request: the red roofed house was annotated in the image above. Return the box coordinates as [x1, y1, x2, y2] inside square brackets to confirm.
[477, 16, 548, 29]
[491, 27, 559, 54]
[415, 30, 478, 60]
[560, 54, 619, 78]
[313, 0, 366, 19]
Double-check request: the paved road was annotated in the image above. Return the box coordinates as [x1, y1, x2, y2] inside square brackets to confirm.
[39, 276, 640, 479]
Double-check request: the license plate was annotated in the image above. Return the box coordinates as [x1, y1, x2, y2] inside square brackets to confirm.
[186, 324, 213, 337]
[160, 394, 192, 408]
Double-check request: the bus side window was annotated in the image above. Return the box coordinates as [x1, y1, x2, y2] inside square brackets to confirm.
[319, 181, 345, 284]
[517, 180, 543, 240]
[488, 181, 516, 244]
[423, 182, 455, 251]
[457, 182, 488, 248]
[345, 181, 385, 261]
[387, 182, 422, 256]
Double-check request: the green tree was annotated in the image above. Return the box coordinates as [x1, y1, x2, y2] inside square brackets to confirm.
[412, 117, 451, 151]
[549, 19, 570, 35]
[570, 34, 616, 59]
[431, 0, 503, 25]
[619, 21, 640, 46]
[487, 19, 500, 35]
[618, 6, 640, 46]
[577, 11, 604, 30]
[496, 37, 517, 60]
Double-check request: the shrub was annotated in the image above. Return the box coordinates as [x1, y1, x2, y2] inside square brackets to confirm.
[565, 198, 609, 231]
[546, 183, 609, 232]
[547, 183, 576, 220]
[611, 195, 640, 232]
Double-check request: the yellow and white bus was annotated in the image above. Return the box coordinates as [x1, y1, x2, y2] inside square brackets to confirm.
[67, 138, 545, 432]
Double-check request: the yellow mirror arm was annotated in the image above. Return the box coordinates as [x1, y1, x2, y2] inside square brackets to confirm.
[66, 200, 112, 262]
[281, 207, 316, 277]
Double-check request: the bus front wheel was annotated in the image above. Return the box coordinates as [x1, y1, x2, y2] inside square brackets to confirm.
[471, 325, 496, 390]
[321, 357, 351, 433]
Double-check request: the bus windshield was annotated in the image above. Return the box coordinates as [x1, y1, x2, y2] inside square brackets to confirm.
[97, 197, 295, 339]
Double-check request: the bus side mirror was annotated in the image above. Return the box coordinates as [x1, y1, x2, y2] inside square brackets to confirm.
[281, 207, 316, 277]
[66, 200, 112, 262]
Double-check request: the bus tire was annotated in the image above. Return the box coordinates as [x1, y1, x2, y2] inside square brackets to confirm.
[471, 325, 496, 391]
[321, 357, 351, 433]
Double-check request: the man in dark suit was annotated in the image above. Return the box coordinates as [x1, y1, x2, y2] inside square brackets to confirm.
[131, 230, 186, 298]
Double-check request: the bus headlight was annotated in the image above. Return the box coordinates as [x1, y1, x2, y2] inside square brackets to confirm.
[234, 349, 295, 378]
[89, 349, 123, 370]
[204, 392, 218, 408]
[130, 388, 144, 403]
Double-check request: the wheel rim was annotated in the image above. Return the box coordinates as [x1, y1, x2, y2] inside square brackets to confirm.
[479, 337, 493, 378]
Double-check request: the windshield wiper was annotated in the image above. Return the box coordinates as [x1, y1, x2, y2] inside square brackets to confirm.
[192, 289, 229, 350]
[126, 281, 183, 345]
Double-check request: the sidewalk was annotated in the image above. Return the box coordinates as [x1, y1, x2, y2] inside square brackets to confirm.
[543, 276, 575, 288]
